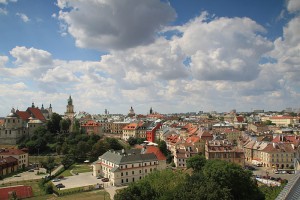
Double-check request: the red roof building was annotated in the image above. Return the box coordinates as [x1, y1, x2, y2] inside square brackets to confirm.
[0, 185, 33, 200]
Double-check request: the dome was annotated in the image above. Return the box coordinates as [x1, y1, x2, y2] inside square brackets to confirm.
[7, 108, 18, 118]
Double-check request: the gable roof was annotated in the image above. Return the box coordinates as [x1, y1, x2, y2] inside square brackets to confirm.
[26, 107, 46, 122]
[145, 146, 166, 161]
[16, 111, 31, 121]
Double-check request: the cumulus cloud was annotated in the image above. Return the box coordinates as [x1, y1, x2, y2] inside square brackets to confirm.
[287, 0, 300, 13]
[57, 0, 176, 50]
[173, 14, 273, 81]
[0, 56, 8, 67]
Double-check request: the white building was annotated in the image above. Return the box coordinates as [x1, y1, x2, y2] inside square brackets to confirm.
[92, 146, 166, 186]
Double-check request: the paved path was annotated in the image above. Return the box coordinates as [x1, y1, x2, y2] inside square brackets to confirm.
[52, 164, 64, 175]
[0, 168, 47, 184]
[105, 185, 127, 200]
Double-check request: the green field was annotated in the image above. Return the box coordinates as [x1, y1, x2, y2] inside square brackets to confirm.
[59, 164, 93, 177]
[29, 155, 63, 165]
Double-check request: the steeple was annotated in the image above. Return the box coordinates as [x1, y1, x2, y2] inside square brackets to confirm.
[68, 95, 73, 106]
[150, 107, 153, 114]
[32, 102, 35, 108]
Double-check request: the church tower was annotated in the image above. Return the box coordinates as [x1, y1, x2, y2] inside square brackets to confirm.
[65, 95, 75, 119]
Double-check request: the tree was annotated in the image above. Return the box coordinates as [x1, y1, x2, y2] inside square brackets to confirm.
[60, 118, 71, 132]
[106, 138, 123, 150]
[115, 170, 186, 200]
[127, 137, 138, 146]
[61, 154, 74, 169]
[41, 156, 56, 176]
[202, 160, 264, 200]
[47, 113, 62, 133]
[186, 155, 206, 172]
[158, 140, 168, 156]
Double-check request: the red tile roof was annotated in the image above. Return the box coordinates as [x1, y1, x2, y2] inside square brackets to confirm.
[0, 148, 27, 155]
[16, 111, 30, 121]
[26, 107, 46, 121]
[123, 123, 138, 130]
[235, 116, 244, 122]
[0, 119, 4, 126]
[146, 146, 166, 161]
[272, 135, 300, 145]
[0, 185, 33, 200]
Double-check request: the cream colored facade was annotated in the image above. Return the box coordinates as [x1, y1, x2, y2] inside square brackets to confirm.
[92, 149, 166, 186]
[269, 116, 298, 127]
[0, 149, 29, 168]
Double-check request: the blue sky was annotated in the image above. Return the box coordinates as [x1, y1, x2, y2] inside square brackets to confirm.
[0, 0, 300, 115]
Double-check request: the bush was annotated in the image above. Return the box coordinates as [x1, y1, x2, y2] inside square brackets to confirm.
[45, 183, 53, 194]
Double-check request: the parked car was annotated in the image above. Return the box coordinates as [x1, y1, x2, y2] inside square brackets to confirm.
[102, 178, 109, 182]
[58, 175, 64, 179]
[52, 178, 60, 182]
[28, 169, 34, 172]
[97, 176, 101, 179]
[55, 183, 65, 188]
[13, 174, 21, 177]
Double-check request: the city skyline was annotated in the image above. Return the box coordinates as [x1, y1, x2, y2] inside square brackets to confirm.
[0, 0, 300, 115]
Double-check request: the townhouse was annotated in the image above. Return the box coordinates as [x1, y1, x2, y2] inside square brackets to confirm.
[92, 146, 166, 186]
[0, 149, 29, 169]
[205, 140, 245, 167]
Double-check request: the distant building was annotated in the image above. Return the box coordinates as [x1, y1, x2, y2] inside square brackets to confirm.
[64, 95, 76, 132]
[80, 120, 102, 135]
[0, 104, 48, 145]
[205, 140, 245, 167]
[92, 146, 166, 186]
[0, 156, 18, 176]
[0, 148, 29, 169]
[128, 106, 135, 118]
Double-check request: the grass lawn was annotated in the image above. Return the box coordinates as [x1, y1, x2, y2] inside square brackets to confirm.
[28, 190, 111, 200]
[29, 155, 62, 165]
[59, 164, 92, 177]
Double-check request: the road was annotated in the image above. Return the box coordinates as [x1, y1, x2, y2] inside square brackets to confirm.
[251, 166, 294, 181]
[0, 168, 47, 184]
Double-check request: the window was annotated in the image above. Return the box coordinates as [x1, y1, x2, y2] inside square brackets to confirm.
[126, 172, 128, 175]
[121, 172, 123, 176]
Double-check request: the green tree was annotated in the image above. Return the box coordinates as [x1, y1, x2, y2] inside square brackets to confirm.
[186, 154, 206, 172]
[47, 113, 62, 133]
[60, 118, 71, 132]
[127, 137, 138, 146]
[41, 156, 56, 176]
[106, 138, 123, 150]
[202, 160, 264, 200]
[61, 154, 74, 169]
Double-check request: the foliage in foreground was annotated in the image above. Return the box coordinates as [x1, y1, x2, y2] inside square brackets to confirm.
[114, 159, 265, 200]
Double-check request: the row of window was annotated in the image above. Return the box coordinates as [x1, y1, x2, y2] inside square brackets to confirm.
[120, 168, 155, 176]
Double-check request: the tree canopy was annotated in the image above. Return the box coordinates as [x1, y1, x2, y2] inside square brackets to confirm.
[115, 159, 265, 200]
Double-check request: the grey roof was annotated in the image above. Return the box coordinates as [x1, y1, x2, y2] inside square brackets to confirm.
[276, 171, 300, 200]
[100, 149, 158, 165]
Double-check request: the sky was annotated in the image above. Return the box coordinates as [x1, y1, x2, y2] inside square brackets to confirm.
[0, 0, 300, 116]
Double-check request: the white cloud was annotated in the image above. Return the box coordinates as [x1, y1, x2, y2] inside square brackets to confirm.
[287, 0, 300, 13]
[57, 0, 176, 50]
[0, 56, 8, 67]
[0, 0, 17, 4]
[173, 14, 273, 81]
[2, 6, 300, 115]
[16, 12, 30, 22]
[0, 8, 8, 15]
